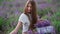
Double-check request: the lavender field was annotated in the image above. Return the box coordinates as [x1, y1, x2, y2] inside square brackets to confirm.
[0, 0, 60, 34]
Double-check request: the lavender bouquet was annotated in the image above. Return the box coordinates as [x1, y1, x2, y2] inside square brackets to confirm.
[27, 20, 55, 34]
[34, 19, 50, 28]
[34, 19, 51, 34]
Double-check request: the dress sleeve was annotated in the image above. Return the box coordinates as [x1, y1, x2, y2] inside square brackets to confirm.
[18, 13, 30, 32]
[18, 13, 27, 23]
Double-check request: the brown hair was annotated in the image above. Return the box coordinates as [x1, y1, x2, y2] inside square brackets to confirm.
[24, 0, 37, 30]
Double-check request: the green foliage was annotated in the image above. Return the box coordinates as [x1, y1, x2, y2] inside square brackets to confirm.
[6, 0, 15, 2]
[46, 0, 52, 3]
[38, 8, 51, 17]
[0, 0, 4, 3]
[41, 15, 48, 20]
[0, 14, 19, 34]
[19, 8, 23, 13]
[6, 27, 14, 34]
[51, 11, 60, 33]
[0, 0, 4, 6]
[0, 17, 4, 26]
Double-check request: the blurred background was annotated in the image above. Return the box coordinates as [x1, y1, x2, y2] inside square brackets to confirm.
[0, 0, 60, 34]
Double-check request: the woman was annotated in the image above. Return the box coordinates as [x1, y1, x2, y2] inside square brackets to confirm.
[10, 0, 38, 34]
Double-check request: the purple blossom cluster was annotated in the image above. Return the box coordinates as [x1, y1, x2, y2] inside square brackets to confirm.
[34, 20, 56, 34]
[34, 20, 50, 28]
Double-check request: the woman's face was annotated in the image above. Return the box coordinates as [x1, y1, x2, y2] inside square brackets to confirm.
[27, 3, 32, 13]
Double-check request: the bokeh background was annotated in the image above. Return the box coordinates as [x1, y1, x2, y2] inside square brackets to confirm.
[0, 0, 60, 34]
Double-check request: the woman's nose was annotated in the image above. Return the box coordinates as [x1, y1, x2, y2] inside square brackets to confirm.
[28, 7, 31, 10]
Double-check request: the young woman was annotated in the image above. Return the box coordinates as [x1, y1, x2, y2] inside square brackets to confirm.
[10, 0, 38, 34]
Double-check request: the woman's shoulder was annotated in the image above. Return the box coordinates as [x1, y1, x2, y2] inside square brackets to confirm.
[20, 13, 26, 16]
[20, 13, 28, 18]
[19, 13, 30, 23]
[20, 13, 25, 16]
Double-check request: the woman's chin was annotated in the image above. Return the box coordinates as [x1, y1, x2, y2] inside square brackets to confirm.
[28, 12, 31, 14]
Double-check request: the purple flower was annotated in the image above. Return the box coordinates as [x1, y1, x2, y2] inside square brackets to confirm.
[43, 20, 50, 26]
[34, 20, 50, 28]
[27, 30, 33, 34]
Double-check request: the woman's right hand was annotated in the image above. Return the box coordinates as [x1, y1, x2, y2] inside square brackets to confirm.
[9, 30, 17, 34]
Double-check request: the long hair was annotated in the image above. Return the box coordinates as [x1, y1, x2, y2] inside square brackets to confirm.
[24, 0, 37, 30]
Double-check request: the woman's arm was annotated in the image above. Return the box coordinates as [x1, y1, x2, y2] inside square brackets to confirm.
[10, 21, 22, 34]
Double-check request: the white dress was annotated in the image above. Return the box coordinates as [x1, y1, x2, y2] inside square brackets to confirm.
[18, 13, 30, 32]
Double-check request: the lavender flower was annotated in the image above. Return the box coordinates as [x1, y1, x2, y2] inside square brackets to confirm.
[27, 30, 33, 34]
[34, 20, 55, 34]
[34, 20, 50, 28]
